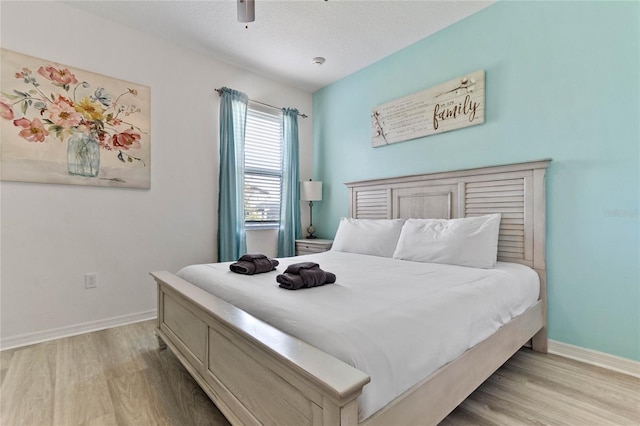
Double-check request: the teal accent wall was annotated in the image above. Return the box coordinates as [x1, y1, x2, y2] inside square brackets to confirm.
[312, 1, 640, 361]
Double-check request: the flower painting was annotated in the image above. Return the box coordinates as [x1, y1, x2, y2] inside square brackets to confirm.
[1, 49, 150, 188]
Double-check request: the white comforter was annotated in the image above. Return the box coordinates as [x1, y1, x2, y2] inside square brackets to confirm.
[177, 251, 539, 421]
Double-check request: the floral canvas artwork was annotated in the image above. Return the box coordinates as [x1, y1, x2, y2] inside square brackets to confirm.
[1, 49, 150, 188]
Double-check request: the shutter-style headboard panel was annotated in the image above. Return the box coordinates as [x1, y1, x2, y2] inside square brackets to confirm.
[345, 160, 550, 270]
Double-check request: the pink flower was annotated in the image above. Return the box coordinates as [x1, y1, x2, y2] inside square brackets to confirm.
[0, 98, 14, 120]
[110, 129, 141, 150]
[37, 65, 78, 86]
[15, 68, 31, 79]
[48, 96, 82, 128]
[13, 117, 49, 142]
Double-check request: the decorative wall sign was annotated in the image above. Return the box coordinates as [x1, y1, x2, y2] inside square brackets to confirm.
[371, 70, 485, 147]
[1, 49, 150, 188]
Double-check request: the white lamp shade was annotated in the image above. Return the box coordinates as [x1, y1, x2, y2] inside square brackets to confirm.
[300, 181, 322, 201]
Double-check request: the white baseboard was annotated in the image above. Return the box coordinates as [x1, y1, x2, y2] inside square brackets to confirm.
[548, 339, 640, 378]
[0, 310, 157, 351]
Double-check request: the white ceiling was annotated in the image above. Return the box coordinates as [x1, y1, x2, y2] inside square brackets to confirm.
[66, 0, 494, 93]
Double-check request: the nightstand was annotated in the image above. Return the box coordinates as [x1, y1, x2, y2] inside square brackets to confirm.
[295, 239, 333, 256]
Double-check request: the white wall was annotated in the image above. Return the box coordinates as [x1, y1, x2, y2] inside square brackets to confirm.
[0, 1, 313, 347]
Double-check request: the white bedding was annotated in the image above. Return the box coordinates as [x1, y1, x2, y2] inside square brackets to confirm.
[177, 251, 540, 421]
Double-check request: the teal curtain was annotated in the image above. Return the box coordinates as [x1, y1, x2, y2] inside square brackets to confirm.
[277, 108, 302, 257]
[217, 87, 248, 262]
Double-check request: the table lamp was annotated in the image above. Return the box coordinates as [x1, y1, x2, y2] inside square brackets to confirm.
[300, 179, 322, 239]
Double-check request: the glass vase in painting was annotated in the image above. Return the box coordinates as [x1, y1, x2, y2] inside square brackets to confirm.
[67, 131, 100, 177]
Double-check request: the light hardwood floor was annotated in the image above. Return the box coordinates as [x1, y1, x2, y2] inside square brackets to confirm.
[1, 320, 638, 425]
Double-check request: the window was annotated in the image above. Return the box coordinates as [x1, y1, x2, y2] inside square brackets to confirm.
[244, 107, 282, 227]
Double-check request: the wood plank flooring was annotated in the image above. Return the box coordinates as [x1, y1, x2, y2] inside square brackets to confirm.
[1, 320, 638, 425]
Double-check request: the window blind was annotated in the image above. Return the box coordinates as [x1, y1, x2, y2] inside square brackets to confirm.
[244, 108, 283, 225]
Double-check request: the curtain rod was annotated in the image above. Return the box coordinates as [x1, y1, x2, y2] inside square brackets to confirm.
[215, 88, 308, 119]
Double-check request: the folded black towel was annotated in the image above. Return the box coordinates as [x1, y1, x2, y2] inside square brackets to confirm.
[277, 264, 336, 290]
[230, 253, 279, 275]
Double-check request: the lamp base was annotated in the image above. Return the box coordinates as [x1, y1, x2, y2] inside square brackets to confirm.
[306, 224, 317, 239]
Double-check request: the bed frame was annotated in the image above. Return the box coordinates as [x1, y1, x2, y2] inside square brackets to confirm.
[151, 159, 550, 426]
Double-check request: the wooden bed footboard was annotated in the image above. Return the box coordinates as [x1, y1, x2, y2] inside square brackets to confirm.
[152, 270, 545, 426]
[151, 271, 370, 426]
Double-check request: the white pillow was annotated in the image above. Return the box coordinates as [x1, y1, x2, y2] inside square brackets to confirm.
[332, 218, 406, 258]
[392, 214, 501, 268]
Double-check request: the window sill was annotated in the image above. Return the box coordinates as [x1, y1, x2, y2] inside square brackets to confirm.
[245, 223, 279, 231]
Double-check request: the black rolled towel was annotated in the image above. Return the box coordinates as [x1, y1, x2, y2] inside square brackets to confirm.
[230, 254, 279, 275]
[284, 262, 319, 275]
[277, 266, 336, 290]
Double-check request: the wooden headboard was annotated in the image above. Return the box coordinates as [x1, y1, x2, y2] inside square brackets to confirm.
[345, 160, 550, 271]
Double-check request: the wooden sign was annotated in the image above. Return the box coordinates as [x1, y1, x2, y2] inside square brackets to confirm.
[371, 70, 485, 147]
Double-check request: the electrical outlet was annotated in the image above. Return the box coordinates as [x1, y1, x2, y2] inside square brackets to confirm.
[85, 273, 98, 289]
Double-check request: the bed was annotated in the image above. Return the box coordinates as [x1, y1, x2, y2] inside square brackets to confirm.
[151, 159, 550, 426]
